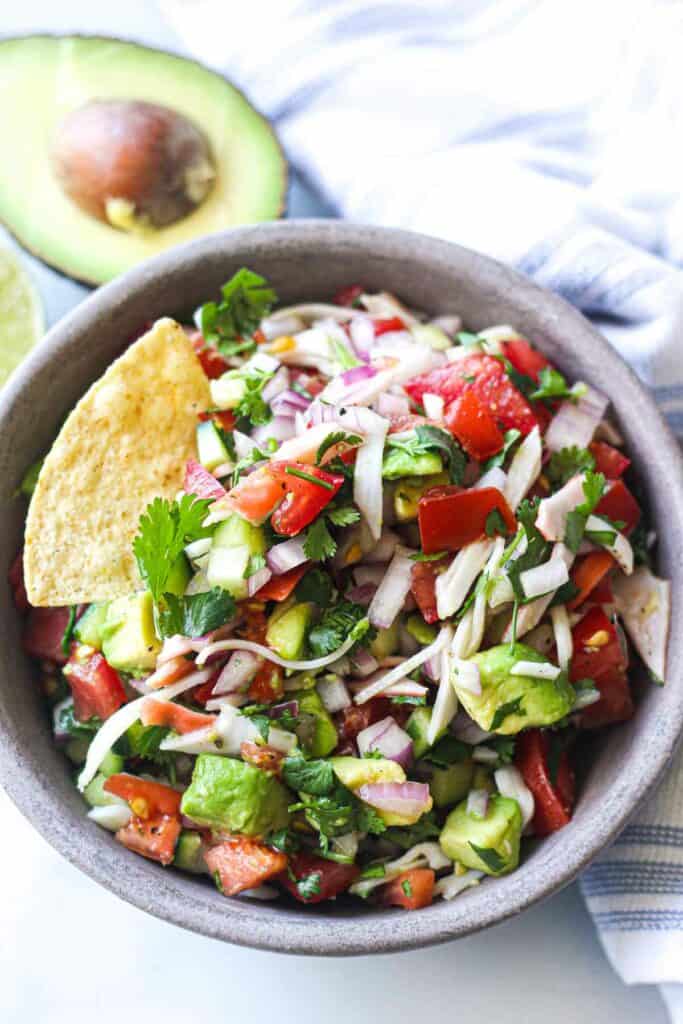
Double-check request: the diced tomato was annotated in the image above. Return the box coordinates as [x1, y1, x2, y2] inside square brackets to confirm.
[199, 409, 237, 432]
[104, 773, 182, 817]
[191, 666, 223, 705]
[595, 479, 641, 535]
[589, 441, 630, 480]
[240, 741, 285, 775]
[405, 354, 540, 436]
[63, 648, 127, 720]
[570, 606, 627, 684]
[379, 868, 435, 910]
[227, 467, 284, 525]
[289, 367, 327, 397]
[140, 698, 215, 735]
[239, 605, 268, 644]
[501, 338, 550, 382]
[191, 333, 230, 380]
[515, 729, 575, 836]
[410, 559, 448, 624]
[248, 663, 284, 704]
[333, 284, 364, 308]
[445, 389, 505, 460]
[567, 551, 615, 611]
[336, 697, 406, 745]
[578, 666, 634, 729]
[8, 550, 28, 613]
[205, 836, 288, 896]
[22, 606, 72, 665]
[146, 655, 195, 692]
[115, 813, 181, 866]
[373, 316, 405, 336]
[255, 564, 308, 602]
[184, 458, 227, 501]
[268, 462, 344, 536]
[590, 576, 614, 605]
[418, 485, 516, 554]
[278, 852, 359, 903]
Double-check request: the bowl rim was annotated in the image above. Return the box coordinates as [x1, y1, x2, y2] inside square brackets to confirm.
[1, 219, 682, 956]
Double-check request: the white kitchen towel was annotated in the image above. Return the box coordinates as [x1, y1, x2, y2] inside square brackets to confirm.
[158, 0, 683, 1007]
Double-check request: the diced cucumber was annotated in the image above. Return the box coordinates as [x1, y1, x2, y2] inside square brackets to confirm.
[196, 419, 230, 471]
[213, 514, 265, 553]
[74, 603, 109, 649]
[266, 601, 312, 660]
[165, 553, 191, 596]
[430, 762, 474, 808]
[207, 544, 250, 600]
[406, 706, 444, 759]
[210, 374, 246, 410]
[174, 830, 208, 874]
[99, 750, 124, 777]
[83, 772, 127, 808]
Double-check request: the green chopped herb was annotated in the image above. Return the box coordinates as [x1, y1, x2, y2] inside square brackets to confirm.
[133, 495, 212, 603]
[198, 268, 276, 355]
[285, 466, 336, 490]
[469, 842, 505, 873]
[490, 696, 525, 731]
[157, 588, 236, 640]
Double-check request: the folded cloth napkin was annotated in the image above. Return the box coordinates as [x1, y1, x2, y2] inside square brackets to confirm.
[159, 0, 683, 1007]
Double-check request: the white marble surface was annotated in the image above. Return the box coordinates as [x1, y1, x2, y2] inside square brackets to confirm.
[0, 3, 670, 1021]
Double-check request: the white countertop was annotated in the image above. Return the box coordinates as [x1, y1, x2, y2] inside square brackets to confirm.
[0, 3, 670, 1021]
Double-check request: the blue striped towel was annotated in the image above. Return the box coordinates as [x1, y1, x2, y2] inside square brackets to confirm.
[159, 0, 683, 1010]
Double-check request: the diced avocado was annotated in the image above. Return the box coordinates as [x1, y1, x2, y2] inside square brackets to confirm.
[440, 794, 522, 876]
[101, 591, 160, 672]
[411, 324, 452, 351]
[208, 513, 266, 601]
[210, 372, 247, 410]
[83, 771, 126, 808]
[99, 750, 125, 777]
[174, 830, 208, 874]
[180, 754, 290, 836]
[430, 761, 474, 808]
[382, 446, 442, 480]
[165, 553, 191, 596]
[394, 472, 449, 522]
[330, 755, 405, 791]
[266, 601, 312, 660]
[196, 419, 230, 471]
[73, 602, 109, 649]
[458, 643, 575, 734]
[369, 621, 400, 660]
[292, 687, 338, 757]
[406, 614, 437, 646]
[406, 706, 444, 759]
[472, 766, 496, 794]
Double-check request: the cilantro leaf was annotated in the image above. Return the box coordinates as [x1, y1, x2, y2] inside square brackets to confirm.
[483, 428, 521, 471]
[315, 431, 362, 466]
[233, 367, 274, 428]
[415, 425, 466, 485]
[326, 505, 361, 527]
[546, 446, 595, 490]
[485, 507, 509, 538]
[244, 553, 267, 579]
[564, 471, 606, 554]
[296, 872, 322, 900]
[56, 703, 101, 740]
[295, 567, 334, 607]
[199, 268, 276, 353]
[383, 811, 440, 849]
[282, 756, 336, 796]
[17, 457, 43, 498]
[549, 579, 580, 607]
[133, 495, 213, 602]
[423, 735, 470, 768]
[529, 367, 578, 402]
[505, 498, 552, 603]
[629, 519, 652, 567]
[353, 801, 387, 836]
[268, 828, 300, 854]
[61, 606, 77, 657]
[156, 588, 236, 640]
[410, 550, 448, 562]
[469, 842, 505, 873]
[230, 440, 276, 487]
[303, 516, 337, 562]
[401, 878, 413, 898]
[490, 696, 525, 731]
[307, 601, 374, 658]
[359, 863, 386, 880]
[115, 722, 176, 780]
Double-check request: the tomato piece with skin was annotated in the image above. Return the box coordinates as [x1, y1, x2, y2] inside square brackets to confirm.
[589, 441, 630, 480]
[8, 550, 28, 613]
[64, 647, 127, 720]
[595, 479, 641, 535]
[22, 606, 72, 665]
[240, 741, 285, 775]
[380, 868, 435, 910]
[227, 467, 284, 525]
[405, 354, 540, 436]
[589, 576, 614, 605]
[501, 338, 550, 382]
[248, 663, 284, 703]
[418, 485, 516, 554]
[140, 697, 215, 735]
[333, 284, 364, 308]
[184, 458, 227, 501]
[199, 409, 237, 432]
[515, 729, 575, 835]
[205, 836, 288, 896]
[105, 773, 182, 817]
[567, 550, 615, 610]
[268, 462, 344, 536]
[578, 666, 634, 729]
[373, 316, 405, 336]
[445, 388, 505, 460]
[410, 558, 449, 624]
[255, 564, 308, 601]
[335, 698, 411, 747]
[191, 333, 230, 380]
[570, 607, 627, 683]
[191, 666, 224, 705]
[115, 813, 181, 866]
[277, 852, 360, 903]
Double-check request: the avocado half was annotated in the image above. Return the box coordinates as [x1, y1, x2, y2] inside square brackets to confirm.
[0, 36, 287, 285]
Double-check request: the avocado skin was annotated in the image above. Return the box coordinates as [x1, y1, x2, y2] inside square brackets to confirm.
[458, 642, 575, 734]
[440, 794, 522, 875]
[180, 754, 291, 836]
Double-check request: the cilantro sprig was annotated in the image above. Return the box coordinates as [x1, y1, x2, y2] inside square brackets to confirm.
[198, 268, 276, 357]
[546, 445, 595, 490]
[307, 601, 375, 658]
[133, 495, 212, 603]
[564, 471, 606, 553]
[156, 588, 236, 640]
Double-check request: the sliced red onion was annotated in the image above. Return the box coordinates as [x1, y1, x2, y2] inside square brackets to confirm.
[454, 658, 482, 696]
[358, 717, 413, 769]
[353, 627, 450, 704]
[368, 548, 414, 629]
[353, 564, 387, 587]
[545, 385, 609, 452]
[346, 583, 377, 607]
[250, 417, 297, 446]
[436, 539, 493, 620]
[259, 313, 306, 340]
[248, 351, 280, 375]
[520, 557, 569, 600]
[452, 710, 494, 745]
[205, 693, 248, 710]
[376, 392, 410, 419]
[378, 680, 427, 699]
[349, 647, 379, 678]
[317, 675, 352, 713]
[267, 536, 307, 575]
[494, 765, 535, 829]
[424, 654, 440, 682]
[212, 650, 260, 695]
[261, 366, 290, 403]
[466, 788, 489, 819]
[270, 388, 311, 416]
[195, 630, 366, 673]
[246, 565, 272, 597]
[157, 633, 209, 665]
[357, 781, 431, 819]
[233, 430, 257, 460]
[474, 466, 507, 493]
[342, 364, 376, 386]
[356, 716, 393, 754]
[348, 315, 375, 359]
[427, 636, 457, 744]
[399, 625, 419, 657]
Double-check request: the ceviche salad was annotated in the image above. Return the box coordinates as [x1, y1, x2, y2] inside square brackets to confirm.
[12, 270, 670, 911]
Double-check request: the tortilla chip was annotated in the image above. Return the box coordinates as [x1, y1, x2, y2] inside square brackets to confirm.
[24, 318, 211, 606]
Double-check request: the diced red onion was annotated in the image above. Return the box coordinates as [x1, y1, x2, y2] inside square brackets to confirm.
[466, 789, 489, 819]
[536, 474, 587, 542]
[368, 549, 415, 629]
[357, 717, 414, 769]
[157, 634, 206, 664]
[346, 584, 377, 607]
[357, 781, 430, 818]
[267, 536, 307, 575]
[266, 700, 299, 720]
[247, 565, 272, 596]
[363, 529, 399, 564]
[356, 716, 393, 755]
[422, 392, 445, 420]
[353, 564, 387, 587]
[184, 458, 228, 502]
[494, 765, 535, 829]
[250, 417, 297, 446]
[545, 385, 609, 452]
[317, 675, 352, 713]
[233, 430, 257, 459]
[261, 366, 290, 403]
[212, 650, 260, 695]
[341, 364, 376, 386]
[270, 388, 311, 416]
[348, 315, 375, 359]
[248, 352, 280, 374]
[424, 654, 441, 682]
[349, 647, 379, 678]
[399, 625, 419, 656]
[376, 392, 410, 419]
[452, 710, 494, 745]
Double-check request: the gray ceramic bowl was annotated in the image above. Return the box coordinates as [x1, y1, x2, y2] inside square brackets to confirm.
[1, 221, 682, 955]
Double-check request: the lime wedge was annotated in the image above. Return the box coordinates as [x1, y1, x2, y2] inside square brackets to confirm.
[0, 246, 44, 386]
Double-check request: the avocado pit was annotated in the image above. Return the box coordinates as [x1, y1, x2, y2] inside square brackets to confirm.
[52, 99, 215, 232]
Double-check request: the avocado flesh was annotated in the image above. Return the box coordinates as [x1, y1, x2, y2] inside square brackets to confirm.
[180, 753, 291, 836]
[440, 794, 522, 875]
[101, 591, 160, 672]
[0, 36, 286, 285]
[291, 687, 338, 757]
[73, 602, 109, 649]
